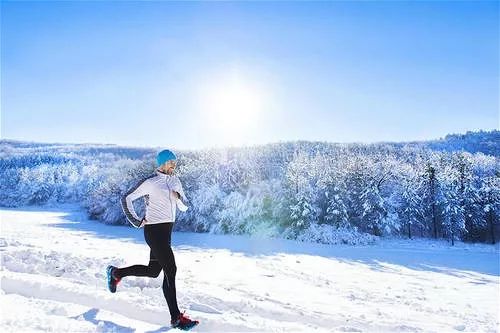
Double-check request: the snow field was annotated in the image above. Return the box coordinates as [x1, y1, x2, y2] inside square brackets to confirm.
[1, 206, 499, 332]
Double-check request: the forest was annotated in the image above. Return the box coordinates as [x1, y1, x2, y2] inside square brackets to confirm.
[1, 130, 498, 245]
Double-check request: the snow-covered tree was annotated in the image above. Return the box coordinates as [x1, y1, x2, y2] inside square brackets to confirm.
[343, 154, 367, 231]
[1, 132, 498, 244]
[325, 184, 349, 228]
[478, 175, 500, 244]
[285, 151, 319, 238]
[421, 155, 442, 238]
[448, 153, 479, 240]
[439, 163, 466, 245]
[474, 154, 500, 243]
[183, 182, 225, 232]
[394, 163, 425, 239]
[358, 155, 395, 236]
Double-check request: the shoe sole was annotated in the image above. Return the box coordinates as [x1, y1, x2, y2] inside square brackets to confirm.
[174, 321, 199, 331]
[106, 265, 116, 293]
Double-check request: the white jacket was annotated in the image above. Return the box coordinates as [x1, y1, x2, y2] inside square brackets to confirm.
[121, 170, 188, 228]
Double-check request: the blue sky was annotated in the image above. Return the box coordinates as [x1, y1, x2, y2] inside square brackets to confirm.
[1, 1, 498, 149]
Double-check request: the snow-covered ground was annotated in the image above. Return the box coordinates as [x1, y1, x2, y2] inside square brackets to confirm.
[1, 205, 499, 332]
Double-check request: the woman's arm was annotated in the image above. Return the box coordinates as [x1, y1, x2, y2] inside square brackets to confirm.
[121, 179, 150, 228]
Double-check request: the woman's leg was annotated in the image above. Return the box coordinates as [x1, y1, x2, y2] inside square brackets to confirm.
[114, 249, 162, 279]
[144, 223, 181, 321]
[159, 246, 179, 321]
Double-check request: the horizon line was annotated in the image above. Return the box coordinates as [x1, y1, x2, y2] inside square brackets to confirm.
[1, 128, 498, 152]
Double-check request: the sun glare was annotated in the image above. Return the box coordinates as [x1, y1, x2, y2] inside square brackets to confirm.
[197, 72, 264, 145]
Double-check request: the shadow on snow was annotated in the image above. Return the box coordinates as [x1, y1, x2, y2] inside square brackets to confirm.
[15, 205, 500, 278]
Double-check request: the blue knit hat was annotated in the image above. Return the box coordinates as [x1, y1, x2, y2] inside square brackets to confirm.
[156, 149, 177, 166]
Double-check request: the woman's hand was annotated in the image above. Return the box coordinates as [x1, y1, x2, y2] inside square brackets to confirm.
[173, 191, 180, 199]
[140, 217, 147, 228]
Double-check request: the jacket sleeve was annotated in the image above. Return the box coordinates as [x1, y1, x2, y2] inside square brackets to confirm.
[172, 176, 188, 211]
[172, 176, 187, 201]
[121, 179, 149, 228]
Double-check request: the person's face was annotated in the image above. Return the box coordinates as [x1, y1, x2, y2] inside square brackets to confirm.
[163, 160, 176, 174]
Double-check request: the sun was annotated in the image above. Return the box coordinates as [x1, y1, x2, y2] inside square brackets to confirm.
[207, 83, 259, 128]
[197, 72, 264, 144]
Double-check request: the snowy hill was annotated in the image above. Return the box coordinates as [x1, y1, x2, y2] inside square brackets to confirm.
[403, 130, 500, 156]
[2, 129, 499, 157]
[1, 205, 499, 332]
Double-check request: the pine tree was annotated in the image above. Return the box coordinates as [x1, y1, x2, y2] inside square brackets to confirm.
[358, 156, 393, 236]
[360, 185, 386, 236]
[343, 155, 367, 231]
[396, 164, 425, 239]
[453, 152, 482, 241]
[325, 185, 349, 228]
[422, 159, 440, 238]
[478, 173, 500, 244]
[290, 193, 314, 231]
[439, 165, 466, 245]
[286, 151, 318, 237]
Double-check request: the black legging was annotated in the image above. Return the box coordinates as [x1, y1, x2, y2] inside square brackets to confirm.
[115, 223, 180, 320]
